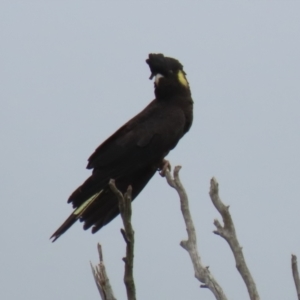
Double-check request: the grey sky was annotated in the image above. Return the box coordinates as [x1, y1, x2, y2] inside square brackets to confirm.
[1, 2, 300, 299]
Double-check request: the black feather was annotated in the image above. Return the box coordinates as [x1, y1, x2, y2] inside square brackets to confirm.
[50, 53, 193, 242]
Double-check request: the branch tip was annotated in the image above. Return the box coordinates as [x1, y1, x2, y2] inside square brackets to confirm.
[97, 243, 103, 262]
[291, 254, 300, 300]
[173, 165, 182, 177]
[210, 177, 219, 190]
[90, 244, 116, 300]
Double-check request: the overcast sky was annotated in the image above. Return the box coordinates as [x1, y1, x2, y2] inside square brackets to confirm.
[1, 2, 300, 300]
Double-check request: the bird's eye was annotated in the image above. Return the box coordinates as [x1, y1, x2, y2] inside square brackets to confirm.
[155, 73, 164, 85]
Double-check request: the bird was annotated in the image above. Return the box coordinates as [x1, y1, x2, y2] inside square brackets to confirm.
[51, 53, 193, 242]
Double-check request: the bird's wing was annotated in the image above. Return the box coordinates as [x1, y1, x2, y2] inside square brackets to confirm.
[67, 99, 186, 209]
[87, 100, 186, 173]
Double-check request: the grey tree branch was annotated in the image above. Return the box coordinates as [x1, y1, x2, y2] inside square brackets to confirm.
[209, 177, 260, 300]
[292, 254, 300, 299]
[91, 169, 265, 300]
[165, 166, 228, 300]
[90, 243, 116, 300]
[109, 180, 136, 300]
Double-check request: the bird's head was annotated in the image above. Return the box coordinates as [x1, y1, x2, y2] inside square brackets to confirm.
[146, 53, 190, 99]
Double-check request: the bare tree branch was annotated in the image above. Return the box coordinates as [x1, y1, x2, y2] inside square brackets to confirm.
[292, 254, 300, 300]
[109, 180, 136, 300]
[165, 166, 228, 300]
[90, 243, 117, 300]
[209, 177, 260, 300]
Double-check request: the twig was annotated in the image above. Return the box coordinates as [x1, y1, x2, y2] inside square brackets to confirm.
[165, 166, 228, 300]
[109, 180, 136, 300]
[90, 243, 117, 300]
[209, 177, 260, 300]
[292, 254, 300, 300]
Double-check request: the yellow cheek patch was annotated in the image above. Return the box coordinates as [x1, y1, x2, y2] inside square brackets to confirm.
[177, 70, 189, 87]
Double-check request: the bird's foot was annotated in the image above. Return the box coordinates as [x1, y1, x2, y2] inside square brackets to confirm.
[159, 159, 171, 177]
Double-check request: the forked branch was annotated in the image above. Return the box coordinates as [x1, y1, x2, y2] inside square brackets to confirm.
[165, 166, 228, 300]
[209, 177, 260, 300]
[91, 181, 136, 300]
[109, 180, 136, 300]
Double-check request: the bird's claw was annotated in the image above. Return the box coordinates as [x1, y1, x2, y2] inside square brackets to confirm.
[159, 159, 171, 177]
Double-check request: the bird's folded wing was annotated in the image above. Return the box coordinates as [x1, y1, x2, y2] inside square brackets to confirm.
[86, 100, 186, 175]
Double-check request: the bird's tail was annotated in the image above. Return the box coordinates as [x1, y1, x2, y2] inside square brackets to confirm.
[50, 213, 77, 242]
[51, 165, 158, 242]
[50, 190, 103, 242]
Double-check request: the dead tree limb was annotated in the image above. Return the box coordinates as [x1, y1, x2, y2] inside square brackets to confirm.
[90, 243, 116, 300]
[292, 254, 300, 300]
[209, 177, 260, 300]
[165, 166, 228, 300]
[109, 180, 136, 300]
